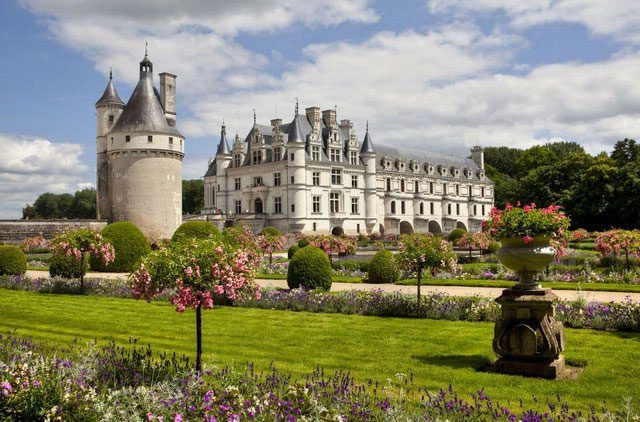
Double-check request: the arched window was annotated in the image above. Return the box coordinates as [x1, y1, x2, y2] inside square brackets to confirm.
[390, 201, 396, 214]
[430, 202, 434, 214]
[456, 203, 460, 215]
[447, 204, 452, 215]
[420, 202, 424, 214]
[473, 204, 477, 215]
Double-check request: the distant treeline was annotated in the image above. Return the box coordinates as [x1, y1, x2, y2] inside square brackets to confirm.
[22, 180, 205, 219]
[485, 138, 640, 231]
[22, 139, 640, 230]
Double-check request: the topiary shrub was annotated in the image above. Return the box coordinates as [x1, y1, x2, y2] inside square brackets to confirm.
[366, 250, 399, 284]
[287, 245, 332, 291]
[448, 228, 467, 244]
[0, 245, 27, 275]
[91, 222, 151, 272]
[261, 226, 282, 237]
[287, 245, 300, 259]
[171, 221, 220, 243]
[298, 239, 309, 248]
[49, 253, 88, 279]
[485, 240, 501, 254]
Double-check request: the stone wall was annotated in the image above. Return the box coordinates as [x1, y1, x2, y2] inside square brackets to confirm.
[0, 220, 108, 245]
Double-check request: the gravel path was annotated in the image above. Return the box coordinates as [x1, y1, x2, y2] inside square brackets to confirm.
[26, 270, 639, 303]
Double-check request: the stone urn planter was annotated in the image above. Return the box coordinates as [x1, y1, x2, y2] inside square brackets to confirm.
[492, 235, 566, 378]
[496, 236, 555, 289]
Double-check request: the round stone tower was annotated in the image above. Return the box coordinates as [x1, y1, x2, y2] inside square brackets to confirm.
[96, 52, 185, 240]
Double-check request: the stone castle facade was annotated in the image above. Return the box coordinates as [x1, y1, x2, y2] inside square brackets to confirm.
[203, 106, 493, 235]
[95, 52, 184, 240]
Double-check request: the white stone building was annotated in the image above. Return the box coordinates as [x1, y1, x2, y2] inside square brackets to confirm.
[95, 52, 184, 240]
[203, 105, 493, 235]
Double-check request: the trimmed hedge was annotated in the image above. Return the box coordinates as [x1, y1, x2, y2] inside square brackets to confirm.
[171, 221, 220, 243]
[0, 245, 27, 275]
[287, 245, 332, 291]
[448, 228, 467, 244]
[298, 239, 309, 248]
[91, 222, 151, 272]
[261, 226, 282, 237]
[287, 245, 300, 259]
[366, 250, 399, 284]
[49, 254, 87, 279]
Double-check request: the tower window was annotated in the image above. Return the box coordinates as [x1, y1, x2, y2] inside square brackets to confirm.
[401, 201, 406, 214]
[456, 203, 460, 215]
[169, 137, 173, 145]
[108, 115, 114, 124]
[148, 135, 153, 143]
[420, 202, 424, 215]
[390, 201, 396, 214]
[125, 135, 131, 142]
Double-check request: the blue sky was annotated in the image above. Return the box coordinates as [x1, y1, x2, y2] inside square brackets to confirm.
[1, 0, 639, 218]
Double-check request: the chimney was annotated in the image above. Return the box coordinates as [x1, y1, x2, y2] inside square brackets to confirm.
[322, 109, 336, 127]
[471, 146, 484, 170]
[159, 73, 177, 123]
[305, 106, 321, 132]
[271, 118, 282, 128]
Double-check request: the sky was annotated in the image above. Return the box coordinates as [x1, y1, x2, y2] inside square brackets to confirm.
[1, 0, 639, 219]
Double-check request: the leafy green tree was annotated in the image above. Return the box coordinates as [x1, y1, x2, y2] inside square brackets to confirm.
[611, 138, 640, 166]
[70, 189, 96, 219]
[484, 147, 523, 176]
[565, 161, 618, 230]
[182, 179, 204, 215]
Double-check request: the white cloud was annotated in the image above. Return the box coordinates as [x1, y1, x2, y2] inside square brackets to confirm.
[427, 0, 640, 44]
[0, 134, 92, 219]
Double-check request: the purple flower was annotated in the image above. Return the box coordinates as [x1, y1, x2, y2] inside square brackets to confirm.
[1, 381, 12, 396]
[173, 414, 183, 422]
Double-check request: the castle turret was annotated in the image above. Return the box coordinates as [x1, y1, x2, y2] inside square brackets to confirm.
[95, 69, 125, 221]
[286, 108, 307, 232]
[99, 51, 185, 240]
[360, 121, 377, 233]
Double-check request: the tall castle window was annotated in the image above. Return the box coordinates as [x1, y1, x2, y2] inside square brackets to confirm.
[386, 178, 391, 191]
[400, 179, 405, 192]
[274, 172, 281, 186]
[456, 203, 460, 215]
[273, 147, 281, 161]
[108, 115, 114, 124]
[330, 193, 340, 213]
[447, 204, 452, 215]
[169, 137, 173, 145]
[350, 151, 358, 165]
[125, 135, 130, 142]
[252, 150, 262, 164]
[274, 197, 282, 214]
[253, 176, 263, 187]
[430, 202, 434, 214]
[473, 204, 477, 216]
[401, 201, 406, 214]
[331, 169, 342, 185]
[415, 181, 419, 192]
[312, 196, 321, 213]
[235, 200, 242, 214]
[148, 135, 153, 142]
[390, 201, 396, 214]
[481, 187, 485, 197]
[429, 182, 434, 194]
[482, 204, 486, 215]
[234, 178, 241, 190]
[312, 146, 321, 161]
[312, 172, 320, 186]
[234, 154, 241, 167]
[455, 184, 460, 196]
[330, 148, 341, 162]
[420, 202, 424, 215]
[351, 197, 359, 214]
[351, 175, 358, 188]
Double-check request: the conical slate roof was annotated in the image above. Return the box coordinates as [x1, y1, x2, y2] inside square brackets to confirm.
[287, 114, 306, 144]
[360, 123, 374, 154]
[216, 124, 231, 155]
[110, 58, 182, 137]
[95, 76, 124, 107]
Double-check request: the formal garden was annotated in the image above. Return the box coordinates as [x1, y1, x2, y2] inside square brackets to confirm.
[1, 205, 640, 420]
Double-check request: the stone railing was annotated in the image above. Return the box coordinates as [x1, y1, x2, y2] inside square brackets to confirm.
[0, 220, 108, 244]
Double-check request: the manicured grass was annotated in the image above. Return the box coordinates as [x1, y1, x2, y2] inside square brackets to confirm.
[396, 278, 640, 293]
[257, 273, 363, 283]
[569, 242, 596, 251]
[1, 289, 639, 412]
[26, 265, 48, 271]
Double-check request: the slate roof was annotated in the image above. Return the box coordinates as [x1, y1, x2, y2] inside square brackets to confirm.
[109, 57, 182, 137]
[95, 77, 124, 107]
[375, 144, 480, 171]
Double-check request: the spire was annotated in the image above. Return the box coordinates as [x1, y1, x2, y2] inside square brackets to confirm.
[145, 41, 148, 57]
[140, 44, 153, 78]
[216, 122, 231, 156]
[360, 120, 375, 154]
[253, 109, 257, 127]
[295, 97, 299, 116]
[109, 67, 113, 80]
[287, 115, 305, 144]
[95, 70, 124, 107]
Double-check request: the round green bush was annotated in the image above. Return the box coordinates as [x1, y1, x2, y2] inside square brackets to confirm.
[287, 245, 300, 259]
[297, 239, 309, 248]
[91, 222, 151, 272]
[171, 221, 220, 243]
[448, 228, 467, 244]
[49, 253, 87, 279]
[261, 226, 282, 237]
[287, 245, 332, 291]
[366, 250, 399, 284]
[485, 240, 501, 254]
[0, 245, 27, 275]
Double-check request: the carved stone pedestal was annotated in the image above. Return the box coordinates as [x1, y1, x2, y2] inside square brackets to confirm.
[492, 287, 566, 379]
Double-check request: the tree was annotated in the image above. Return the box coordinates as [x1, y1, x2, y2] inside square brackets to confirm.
[484, 147, 523, 176]
[70, 189, 97, 219]
[50, 229, 115, 293]
[595, 230, 640, 270]
[24, 189, 96, 219]
[258, 228, 286, 264]
[456, 232, 491, 260]
[396, 234, 457, 304]
[182, 179, 204, 215]
[131, 238, 261, 372]
[611, 138, 640, 166]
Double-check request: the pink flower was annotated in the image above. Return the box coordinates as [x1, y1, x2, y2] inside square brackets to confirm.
[174, 414, 183, 422]
[1, 381, 12, 396]
[522, 235, 534, 244]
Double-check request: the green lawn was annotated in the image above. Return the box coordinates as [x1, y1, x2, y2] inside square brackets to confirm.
[396, 278, 640, 293]
[0, 289, 638, 413]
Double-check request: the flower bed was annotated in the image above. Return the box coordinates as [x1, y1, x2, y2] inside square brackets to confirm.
[0, 334, 635, 421]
